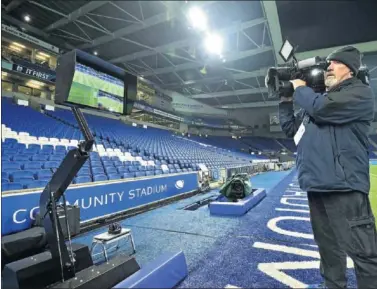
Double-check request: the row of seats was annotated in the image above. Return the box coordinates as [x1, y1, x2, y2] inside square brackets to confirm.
[1, 97, 267, 191]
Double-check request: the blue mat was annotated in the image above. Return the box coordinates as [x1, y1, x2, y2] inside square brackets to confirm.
[113, 251, 188, 288]
[178, 169, 357, 288]
[73, 169, 357, 288]
[209, 188, 266, 216]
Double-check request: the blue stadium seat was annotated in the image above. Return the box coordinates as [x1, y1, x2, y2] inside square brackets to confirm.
[108, 174, 121, 180]
[92, 167, 105, 174]
[44, 161, 60, 169]
[155, 170, 163, 175]
[37, 170, 53, 179]
[123, 172, 135, 179]
[2, 182, 23, 191]
[75, 176, 92, 184]
[2, 162, 21, 171]
[26, 180, 49, 189]
[91, 161, 102, 167]
[4, 138, 18, 145]
[145, 171, 154, 176]
[2, 96, 269, 186]
[49, 155, 64, 162]
[128, 166, 137, 172]
[105, 167, 118, 174]
[135, 171, 146, 177]
[55, 145, 66, 152]
[77, 168, 91, 176]
[93, 174, 108, 182]
[18, 178, 37, 189]
[24, 162, 43, 170]
[118, 167, 128, 174]
[28, 144, 41, 150]
[32, 155, 49, 161]
[11, 170, 35, 181]
[103, 161, 114, 167]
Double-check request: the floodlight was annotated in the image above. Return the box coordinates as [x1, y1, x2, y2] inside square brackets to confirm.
[204, 33, 223, 56]
[279, 40, 294, 62]
[188, 6, 207, 31]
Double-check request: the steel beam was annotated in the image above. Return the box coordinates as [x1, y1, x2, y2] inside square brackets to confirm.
[44, 1, 108, 32]
[161, 67, 269, 88]
[1, 13, 75, 51]
[215, 100, 279, 109]
[110, 17, 267, 63]
[261, 1, 283, 65]
[295, 41, 377, 60]
[5, 0, 26, 13]
[190, 87, 268, 99]
[77, 2, 183, 50]
[141, 46, 272, 77]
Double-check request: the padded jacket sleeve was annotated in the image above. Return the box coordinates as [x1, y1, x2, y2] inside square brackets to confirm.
[278, 100, 304, 138]
[293, 84, 374, 125]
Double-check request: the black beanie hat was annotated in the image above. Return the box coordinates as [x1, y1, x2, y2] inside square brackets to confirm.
[326, 46, 361, 75]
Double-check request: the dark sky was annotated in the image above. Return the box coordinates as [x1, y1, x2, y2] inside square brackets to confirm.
[276, 1, 377, 52]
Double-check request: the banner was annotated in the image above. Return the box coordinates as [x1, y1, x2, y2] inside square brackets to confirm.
[1, 172, 198, 235]
[12, 63, 56, 82]
[2, 24, 59, 53]
[168, 91, 228, 117]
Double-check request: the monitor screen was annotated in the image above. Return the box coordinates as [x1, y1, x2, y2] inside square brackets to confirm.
[67, 63, 124, 114]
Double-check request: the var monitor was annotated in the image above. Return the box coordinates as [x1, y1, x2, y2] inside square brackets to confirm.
[55, 49, 137, 115]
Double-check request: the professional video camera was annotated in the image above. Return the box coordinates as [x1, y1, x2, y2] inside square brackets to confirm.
[265, 40, 370, 98]
[219, 173, 253, 202]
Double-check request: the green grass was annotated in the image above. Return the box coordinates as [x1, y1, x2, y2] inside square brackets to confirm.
[67, 81, 98, 107]
[370, 165, 377, 227]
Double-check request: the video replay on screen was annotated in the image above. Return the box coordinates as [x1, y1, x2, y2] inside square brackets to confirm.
[68, 63, 124, 114]
[55, 49, 137, 116]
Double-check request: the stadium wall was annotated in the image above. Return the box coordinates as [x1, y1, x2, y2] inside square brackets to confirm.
[163, 90, 229, 117]
[1, 172, 199, 236]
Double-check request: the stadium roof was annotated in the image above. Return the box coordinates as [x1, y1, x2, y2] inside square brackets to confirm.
[2, 1, 377, 109]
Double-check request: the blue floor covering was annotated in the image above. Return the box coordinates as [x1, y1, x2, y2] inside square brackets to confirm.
[73, 169, 357, 288]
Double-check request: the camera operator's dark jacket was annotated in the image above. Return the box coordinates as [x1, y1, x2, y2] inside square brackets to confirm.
[279, 77, 374, 194]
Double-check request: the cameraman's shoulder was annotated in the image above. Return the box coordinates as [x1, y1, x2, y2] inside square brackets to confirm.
[343, 78, 373, 100]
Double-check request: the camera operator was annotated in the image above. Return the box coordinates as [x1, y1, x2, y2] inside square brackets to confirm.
[279, 46, 377, 288]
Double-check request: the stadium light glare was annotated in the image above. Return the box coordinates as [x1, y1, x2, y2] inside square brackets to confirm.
[24, 15, 31, 22]
[188, 6, 207, 31]
[38, 51, 50, 58]
[204, 33, 223, 56]
[12, 42, 25, 49]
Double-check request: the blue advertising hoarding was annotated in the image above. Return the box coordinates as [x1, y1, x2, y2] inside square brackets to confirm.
[2, 172, 198, 236]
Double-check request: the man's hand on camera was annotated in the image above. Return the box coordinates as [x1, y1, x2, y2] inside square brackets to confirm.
[290, 79, 306, 90]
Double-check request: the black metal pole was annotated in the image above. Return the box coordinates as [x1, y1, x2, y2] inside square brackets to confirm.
[38, 106, 94, 281]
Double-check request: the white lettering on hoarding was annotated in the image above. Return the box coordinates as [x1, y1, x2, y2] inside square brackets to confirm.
[10, 183, 170, 225]
[129, 184, 167, 199]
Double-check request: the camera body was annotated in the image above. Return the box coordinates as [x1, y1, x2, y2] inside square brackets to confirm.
[265, 40, 370, 98]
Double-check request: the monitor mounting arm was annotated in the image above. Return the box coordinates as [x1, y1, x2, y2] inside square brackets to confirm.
[38, 106, 94, 282]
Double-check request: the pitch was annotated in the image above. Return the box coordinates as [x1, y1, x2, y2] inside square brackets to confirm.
[370, 165, 377, 227]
